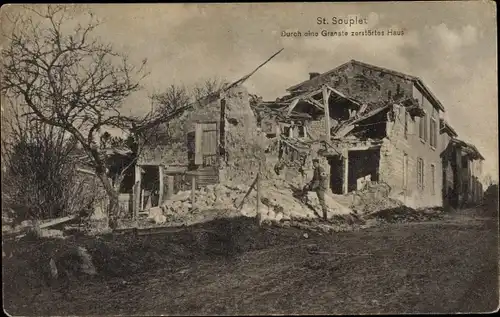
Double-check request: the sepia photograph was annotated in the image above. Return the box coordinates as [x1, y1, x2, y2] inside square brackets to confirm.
[1, 2, 498, 315]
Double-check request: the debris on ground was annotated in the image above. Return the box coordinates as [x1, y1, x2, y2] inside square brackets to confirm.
[365, 206, 444, 224]
[154, 180, 356, 229]
[349, 182, 404, 214]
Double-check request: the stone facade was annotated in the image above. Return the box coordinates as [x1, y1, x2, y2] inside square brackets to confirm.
[379, 103, 443, 209]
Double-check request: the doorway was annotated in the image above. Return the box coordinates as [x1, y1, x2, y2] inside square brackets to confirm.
[140, 165, 160, 210]
[328, 155, 343, 194]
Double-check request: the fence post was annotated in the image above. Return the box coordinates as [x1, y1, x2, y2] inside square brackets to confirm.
[191, 174, 196, 209]
[257, 161, 262, 225]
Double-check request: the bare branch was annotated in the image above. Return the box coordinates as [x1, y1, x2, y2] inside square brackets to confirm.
[1, 4, 149, 225]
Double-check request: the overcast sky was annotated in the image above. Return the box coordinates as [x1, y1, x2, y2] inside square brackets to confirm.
[3, 2, 498, 180]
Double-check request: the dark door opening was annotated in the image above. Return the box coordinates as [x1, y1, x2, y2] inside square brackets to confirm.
[328, 155, 343, 194]
[141, 165, 160, 209]
[347, 149, 380, 192]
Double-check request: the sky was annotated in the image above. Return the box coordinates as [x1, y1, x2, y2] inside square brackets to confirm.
[2, 2, 498, 180]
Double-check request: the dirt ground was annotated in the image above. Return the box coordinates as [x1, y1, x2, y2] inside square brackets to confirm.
[3, 208, 499, 315]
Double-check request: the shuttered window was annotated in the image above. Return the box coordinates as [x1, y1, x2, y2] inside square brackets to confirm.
[194, 122, 218, 166]
[417, 157, 424, 191]
[430, 108, 438, 149]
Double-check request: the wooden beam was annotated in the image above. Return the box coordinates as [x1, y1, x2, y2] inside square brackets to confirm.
[191, 175, 196, 208]
[141, 189, 145, 211]
[284, 87, 324, 114]
[158, 165, 164, 206]
[335, 125, 356, 138]
[347, 145, 382, 152]
[342, 149, 349, 195]
[40, 215, 77, 230]
[194, 123, 203, 165]
[323, 85, 331, 142]
[324, 84, 362, 107]
[286, 98, 300, 115]
[134, 165, 142, 215]
[166, 175, 174, 200]
[257, 162, 261, 224]
[133, 182, 140, 219]
[304, 97, 325, 111]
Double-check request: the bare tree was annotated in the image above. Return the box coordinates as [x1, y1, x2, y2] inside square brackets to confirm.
[1, 5, 151, 228]
[1, 99, 94, 222]
[191, 77, 229, 102]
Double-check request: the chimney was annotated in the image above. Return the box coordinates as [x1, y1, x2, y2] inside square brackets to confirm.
[309, 72, 320, 80]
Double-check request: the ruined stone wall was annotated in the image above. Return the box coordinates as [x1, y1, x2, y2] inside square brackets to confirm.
[379, 104, 443, 209]
[307, 115, 340, 140]
[291, 61, 414, 105]
[221, 85, 271, 186]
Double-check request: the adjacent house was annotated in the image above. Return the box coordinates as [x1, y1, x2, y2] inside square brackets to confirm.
[440, 119, 459, 209]
[255, 59, 484, 209]
[439, 119, 485, 208]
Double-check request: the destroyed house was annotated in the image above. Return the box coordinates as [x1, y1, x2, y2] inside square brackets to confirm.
[258, 59, 451, 209]
[135, 85, 268, 212]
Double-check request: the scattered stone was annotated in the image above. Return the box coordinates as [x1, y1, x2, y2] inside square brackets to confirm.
[75, 246, 97, 275]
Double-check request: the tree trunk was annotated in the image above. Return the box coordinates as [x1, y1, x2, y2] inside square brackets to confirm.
[96, 171, 120, 229]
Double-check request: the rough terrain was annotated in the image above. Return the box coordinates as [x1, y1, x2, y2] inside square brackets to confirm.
[3, 207, 498, 315]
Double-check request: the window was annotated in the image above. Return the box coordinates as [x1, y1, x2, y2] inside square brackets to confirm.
[396, 84, 401, 96]
[419, 112, 428, 142]
[430, 116, 437, 148]
[431, 164, 436, 195]
[298, 125, 306, 138]
[418, 116, 424, 140]
[387, 90, 392, 100]
[417, 158, 424, 191]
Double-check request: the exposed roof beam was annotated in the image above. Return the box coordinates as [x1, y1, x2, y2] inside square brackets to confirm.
[304, 97, 326, 111]
[286, 98, 300, 115]
[324, 84, 362, 107]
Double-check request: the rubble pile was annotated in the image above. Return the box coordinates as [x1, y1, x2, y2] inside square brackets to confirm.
[349, 182, 404, 214]
[365, 206, 444, 224]
[150, 179, 355, 227]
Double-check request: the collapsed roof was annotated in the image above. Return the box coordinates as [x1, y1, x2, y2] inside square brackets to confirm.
[255, 83, 394, 139]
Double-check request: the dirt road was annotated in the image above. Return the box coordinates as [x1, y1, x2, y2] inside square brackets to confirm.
[4, 208, 499, 315]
